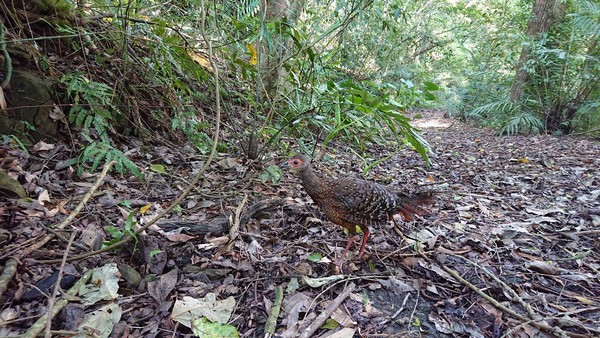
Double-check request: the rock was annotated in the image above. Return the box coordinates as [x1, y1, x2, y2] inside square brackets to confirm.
[1, 70, 57, 143]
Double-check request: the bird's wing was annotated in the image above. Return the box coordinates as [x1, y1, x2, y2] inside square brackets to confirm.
[324, 178, 395, 225]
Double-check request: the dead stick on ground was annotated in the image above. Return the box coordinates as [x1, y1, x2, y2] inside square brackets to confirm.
[22, 269, 93, 338]
[420, 252, 589, 338]
[455, 253, 599, 336]
[0, 257, 18, 297]
[25, 160, 115, 259]
[449, 253, 540, 321]
[216, 194, 248, 258]
[228, 195, 248, 244]
[264, 285, 283, 338]
[298, 282, 356, 338]
[0, 161, 114, 297]
[45, 230, 77, 338]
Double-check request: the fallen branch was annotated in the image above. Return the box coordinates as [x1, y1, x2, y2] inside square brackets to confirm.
[0, 161, 114, 294]
[223, 194, 248, 253]
[45, 230, 77, 337]
[264, 285, 283, 338]
[298, 282, 356, 338]
[156, 197, 298, 236]
[422, 252, 590, 338]
[448, 253, 540, 321]
[26, 160, 115, 260]
[22, 269, 93, 338]
[0, 257, 19, 297]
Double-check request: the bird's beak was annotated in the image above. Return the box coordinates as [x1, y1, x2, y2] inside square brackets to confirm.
[279, 161, 289, 169]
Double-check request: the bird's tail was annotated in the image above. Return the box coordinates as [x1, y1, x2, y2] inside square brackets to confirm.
[395, 192, 436, 221]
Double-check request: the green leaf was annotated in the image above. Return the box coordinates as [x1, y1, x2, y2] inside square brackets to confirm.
[104, 226, 123, 241]
[423, 81, 440, 91]
[259, 165, 283, 183]
[149, 249, 163, 258]
[307, 252, 323, 262]
[150, 164, 167, 174]
[191, 317, 239, 338]
[423, 92, 437, 101]
[412, 316, 421, 327]
[320, 318, 339, 329]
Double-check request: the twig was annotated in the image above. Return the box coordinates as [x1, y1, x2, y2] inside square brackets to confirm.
[45, 230, 77, 338]
[298, 282, 356, 338]
[407, 291, 420, 328]
[217, 194, 248, 257]
[20, 160, 114, 263]
[228, 195, 248, 243]
[391, 293, 410, 319]
[264, 285, 284, 338]
[36, 224, 88, 251]
[0, 22, 13, 90]
[448, 253, 540, 321]
[22, 269, 93, 338]
[421, 252, 590, 338]
[0, 257, 19, 297]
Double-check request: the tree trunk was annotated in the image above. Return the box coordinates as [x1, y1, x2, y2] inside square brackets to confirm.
[509, 0, 563, 102]
[257, 0, 305, 103]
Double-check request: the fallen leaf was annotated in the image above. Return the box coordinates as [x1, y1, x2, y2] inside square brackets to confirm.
[74, 303, 122, 338]
[171, 293, 235, 326]
[32, 141, 55, 152]
[79, 263, 120, 305]
[148, 268, 178, 303]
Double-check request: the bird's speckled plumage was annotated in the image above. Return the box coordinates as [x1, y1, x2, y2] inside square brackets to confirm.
[284, 153, 434, 261]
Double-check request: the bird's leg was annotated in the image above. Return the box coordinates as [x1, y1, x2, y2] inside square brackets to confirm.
[357, 228, 370, 258]
[337, 235, 355, 266]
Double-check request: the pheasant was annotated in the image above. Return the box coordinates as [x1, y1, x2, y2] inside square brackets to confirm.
[282, 154, 434, 263]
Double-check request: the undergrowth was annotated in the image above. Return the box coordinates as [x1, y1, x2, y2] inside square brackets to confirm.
[62, 72, 142, 178]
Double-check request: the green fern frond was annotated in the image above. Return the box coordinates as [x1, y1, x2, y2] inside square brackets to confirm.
[498, 112, 544, 136]
[570, 1, 600, 37]
[467, 100, 518, 120]
[237, 0, 261, 19]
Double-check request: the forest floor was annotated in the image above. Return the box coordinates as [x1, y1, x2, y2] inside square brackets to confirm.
[1, 110, 599, 337]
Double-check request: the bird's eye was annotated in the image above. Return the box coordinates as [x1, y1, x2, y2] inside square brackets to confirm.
[292, 160, 299, 165]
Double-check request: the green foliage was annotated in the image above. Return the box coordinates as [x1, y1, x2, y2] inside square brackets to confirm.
[499, 112, 545, 136]
[259, 165, 283, 184]
[62, 72, 142, 178]
[467, 100, 544, 135]
[104, 210, 138, 247]
[79, 141, 142, 178]
[285, 79, 434, 165]
[2, 135, 29, 156]
[191, 317, 239, 338]
[307, 252, 323, 262]
[62, 72, 114, 143]
[448, 0, 599, 134]
[171, 112, 213, 154]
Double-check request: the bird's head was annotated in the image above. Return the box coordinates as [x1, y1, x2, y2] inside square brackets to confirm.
[281, 154, 310, 172]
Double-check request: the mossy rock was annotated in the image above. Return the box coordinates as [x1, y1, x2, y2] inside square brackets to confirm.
[1, 70, 57, 143]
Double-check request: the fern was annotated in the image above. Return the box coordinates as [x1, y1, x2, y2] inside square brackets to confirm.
[467, 100, 519, 121]
[569, 1, 600, 38]
[62, 72, 142, 178]
[237, 0, 261, 19]
[78, 142, 143, 178]
[498, 112, 545, 136]
[291, 79, 434, 167]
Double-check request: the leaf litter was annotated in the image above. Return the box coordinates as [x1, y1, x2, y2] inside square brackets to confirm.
[1, 111, 599, 337]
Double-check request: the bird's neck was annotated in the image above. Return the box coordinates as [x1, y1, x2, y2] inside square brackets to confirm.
[299, 167, 324, 199]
